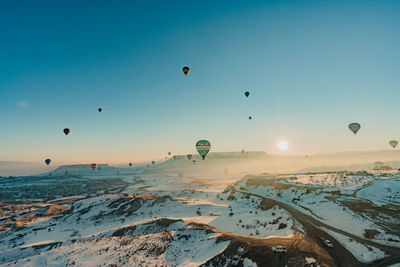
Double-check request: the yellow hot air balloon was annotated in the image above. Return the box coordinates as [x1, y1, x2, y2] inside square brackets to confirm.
[389, 140, 398, 148]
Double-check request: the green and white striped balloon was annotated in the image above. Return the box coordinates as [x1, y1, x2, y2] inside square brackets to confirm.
[196, 140, 211, 160]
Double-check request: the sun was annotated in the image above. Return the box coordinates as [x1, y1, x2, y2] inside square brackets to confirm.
[277, 140, 289, 151]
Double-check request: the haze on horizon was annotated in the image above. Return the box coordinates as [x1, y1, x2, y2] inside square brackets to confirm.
[1, 0, 400, 165]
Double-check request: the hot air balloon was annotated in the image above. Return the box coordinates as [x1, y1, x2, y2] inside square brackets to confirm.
[196, 140, 211, 160]
[63, 128, 70, 136]
[193, 160, 196, 164]
[45, 159, 51, 165]
[90, 163, 97, 170]
[187, 154, 192, 160]
[173, 155, 177, 160]
[168, 152, 171, 156]
[348, 123, 361, 135]
[245, 91, 249, 98]
[98, 108, 102, 112]
[165, 156, 168, 159]
[152, 161, 155, 165]
[182, 66, 190, 76]
[248, 116, 252, 120]
[389, 140, 398, 148]
[129, 162, 133, 167]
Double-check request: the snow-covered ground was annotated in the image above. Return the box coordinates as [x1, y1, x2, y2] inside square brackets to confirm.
[356, 178, 400, 205]
[242, 258, 257, 267]
[1, 168, 399, 266]
[0, 191, 300, 256]
[0, 169, 306, 266]
[305, 257, 317, 265]
[288, 173, 374, 192]
[321, 227, 387, 263]
[1, 221, 229, 267]
[235, 172, 400, 247]
[210, 192, 302, 238]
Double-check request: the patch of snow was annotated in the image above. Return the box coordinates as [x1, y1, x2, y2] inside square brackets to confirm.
[321, 227, 387, 263]
[356, 178, 400, 205]
[305, 257, 316, 264]
[166, 229, 230, 266]
[242, 258, 257, 267]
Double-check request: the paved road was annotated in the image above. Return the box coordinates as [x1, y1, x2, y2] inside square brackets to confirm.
[234, 188, 400, 267]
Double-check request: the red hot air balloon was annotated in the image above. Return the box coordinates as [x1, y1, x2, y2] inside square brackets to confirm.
[91, 163, 97, 170]
[63, 128, 70, 136]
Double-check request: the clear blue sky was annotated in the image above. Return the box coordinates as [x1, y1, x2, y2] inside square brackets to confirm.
[1, 0, 400, 164]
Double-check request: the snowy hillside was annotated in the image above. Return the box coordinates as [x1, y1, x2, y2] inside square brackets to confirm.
[1, 167, 399, 266]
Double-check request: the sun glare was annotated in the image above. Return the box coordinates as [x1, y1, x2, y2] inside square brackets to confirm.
[278, 140, 289, 151]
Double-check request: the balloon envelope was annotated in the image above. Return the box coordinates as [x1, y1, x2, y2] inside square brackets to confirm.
[196, 140, 211, 160]
[45, 159, 51, 165]
[63, 128, 70, 136]
[182, 66, 190, 75]
[129, 163, 133, 167]
[389, 140, 398, 148]
[245, 91, 249, 98]
[90, 163, 97, 170]
[248, 116, 252, 120]
[98, 108, 102, 112]
[187, 154, 192, 160]
[348, 123, 361, 134]
[152, 161, 155, 165]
